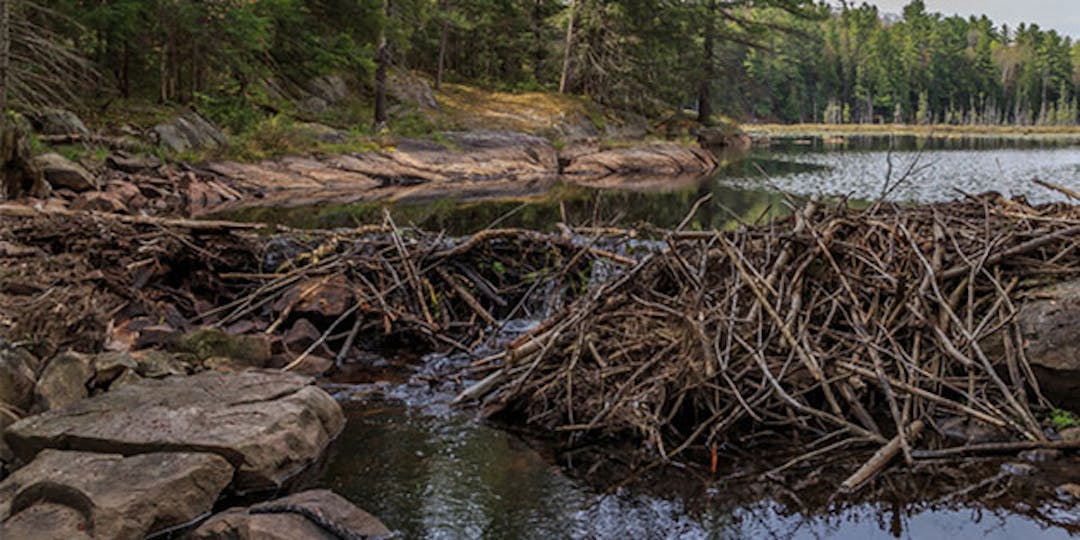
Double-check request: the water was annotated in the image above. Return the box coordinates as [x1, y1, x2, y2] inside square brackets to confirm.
[223, 135, 1080, 234]
[318, 361, 1079, 539]
[288, 135, 1080, 537]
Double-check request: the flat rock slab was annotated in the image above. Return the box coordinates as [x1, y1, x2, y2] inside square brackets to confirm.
[4, 370, 345, 493]
[0, 450, 232, 540]
[191, 489, 391, 540]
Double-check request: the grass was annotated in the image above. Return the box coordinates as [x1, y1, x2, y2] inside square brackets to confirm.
[747, 123, 1080, 139]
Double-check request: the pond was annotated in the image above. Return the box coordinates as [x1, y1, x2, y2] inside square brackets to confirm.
[228, 135, 1080, 235]
[292, 135, 1080, 538]
[316, 351, 1078, 539]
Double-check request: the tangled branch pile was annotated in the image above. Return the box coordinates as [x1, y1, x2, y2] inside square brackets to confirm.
[464, 194, 1080, 468]
[0, 206, 627, 364]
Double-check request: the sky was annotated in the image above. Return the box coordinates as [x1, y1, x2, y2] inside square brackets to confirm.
[860, 1, 1080, 38]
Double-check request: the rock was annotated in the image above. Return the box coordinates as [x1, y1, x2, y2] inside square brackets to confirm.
[275, 276, 354, 319]
[32, 153, 98, 192]
[131, 323, 181, 349]
[1, 503, 91, 540]
[104, 180, 147, 211]
[307, 75, 349, 105]
[90, 352, 138, 387]
[70, 191, 129, 214]
[298, 96, 330, 115]
[388, 70, 438, 110]
[561, 143, 717, 178]
[105, 153, 162, 173]
[151, 109, 227, 153]
[32, 351, 93, 413]
[288, 355, 334, 378]
[0, 450, 232, 539]
[191, 489, 391, 540]
[295, 122, 349, 143]
[1056, 483, 1080, 502]
[1002, 279, 1080, 409]
[108, 368, 142, 390]
[283, 318, 324, 355]
[0, 343, 37, 412]
[1060, 426, 1080, 442]
[937, 416, 1012, 444]
[130, 350, 191, 378]
[27, 108, 89, 137]
[1018, 448, 1062, 462]
[176, 328, 273, 368]
[697, 125, 752, 149]
[5, 370, 345, 493]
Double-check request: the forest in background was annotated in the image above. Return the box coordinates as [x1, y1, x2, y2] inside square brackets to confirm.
[11, 0, 1080, 131]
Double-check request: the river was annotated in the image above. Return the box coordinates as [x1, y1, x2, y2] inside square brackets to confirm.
[294, 135, 1080, 539]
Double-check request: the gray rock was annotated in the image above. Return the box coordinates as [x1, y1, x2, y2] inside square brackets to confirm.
[105, 153, 162, 173]
[191, 489, 391, 540]
[28, 108, 89, 137]
[388, 70, 438, 110]
[0, 343, 36, 412]
[307, 75, 349, 104]
[108, 368, 143, 390]
[5, 370, 345, 493]
[0, 450, 233, 539]
[0, 503, 91, 540]
[32, 153, 98, 192]
[1005, 279, 1080, 409]
[90, 352, 138, 387]
[175, 328, 273, 368]
[32, 351, 93, 413]
[131, 349, 191, 378]
[152, 110, 227, 153]
[1018, 448, 1062, 462]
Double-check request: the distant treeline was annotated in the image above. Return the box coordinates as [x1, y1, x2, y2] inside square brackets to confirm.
[734, 2, 1080, 126]
[21, 1, 1080, 127]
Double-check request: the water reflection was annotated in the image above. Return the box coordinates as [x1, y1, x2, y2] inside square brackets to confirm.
[223, 135, 1080, 235]
[320, 399, 1076, 540]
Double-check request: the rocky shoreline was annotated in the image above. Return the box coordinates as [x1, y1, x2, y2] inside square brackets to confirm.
[25, 126, 721, 218]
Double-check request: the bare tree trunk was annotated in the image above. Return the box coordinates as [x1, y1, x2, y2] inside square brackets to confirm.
[374, 0, 389, 129]
[435, 0, 449, 90]
[697, 1, 715, 125]
[558, 0, 576, 94]
[0, 0, 9, 129]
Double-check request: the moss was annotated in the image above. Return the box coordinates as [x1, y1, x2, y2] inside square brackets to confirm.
[1050, 409, 1079, 430]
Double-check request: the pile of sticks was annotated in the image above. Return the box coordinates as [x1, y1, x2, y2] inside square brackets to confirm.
[459, 193, 1080, 481]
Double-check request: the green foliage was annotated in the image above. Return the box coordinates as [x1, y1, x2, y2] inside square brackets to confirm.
[1050, 409, 1079, 430]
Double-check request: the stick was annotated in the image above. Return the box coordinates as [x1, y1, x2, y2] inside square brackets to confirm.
[840, 420, 924, 493]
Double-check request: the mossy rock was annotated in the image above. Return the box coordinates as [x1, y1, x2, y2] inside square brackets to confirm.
[175, 328, 272, 368]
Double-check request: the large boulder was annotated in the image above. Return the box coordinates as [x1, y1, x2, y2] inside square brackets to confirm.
[1011, 280, 1080, 409]
[4, 370, 344, 493]
[32, 153, 98, 192]
[151, 109, 227, 153]
[191, 489, 392, 540]
[27, 108, 89, 137]
[32, 351, 93, 413]
[0, 450, 232, 539]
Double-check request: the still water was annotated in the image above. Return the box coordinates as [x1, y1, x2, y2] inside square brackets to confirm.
[230, 135, 1080, 234]
[298, 136, 1080, 538]
[317, 358, 1077, 539]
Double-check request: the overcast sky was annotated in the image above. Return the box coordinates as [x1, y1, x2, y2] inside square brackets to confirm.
[860, 1, 1080, 38]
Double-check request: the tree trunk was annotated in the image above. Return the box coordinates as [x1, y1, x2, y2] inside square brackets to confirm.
[697, 1, 715, 125]
[558, 0, 576, 94]
[435, 0, 449, 90]
[0, 0, 8, 129]
[374, 0, 389, 129]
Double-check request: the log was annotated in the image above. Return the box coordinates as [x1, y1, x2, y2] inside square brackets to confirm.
[840, 420, 925, 493]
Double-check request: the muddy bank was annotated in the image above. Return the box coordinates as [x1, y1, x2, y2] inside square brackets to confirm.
[19, 130, 719, 218]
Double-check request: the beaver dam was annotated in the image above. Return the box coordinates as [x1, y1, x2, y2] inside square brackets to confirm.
[1, 192, 1079, 533]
